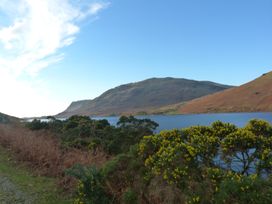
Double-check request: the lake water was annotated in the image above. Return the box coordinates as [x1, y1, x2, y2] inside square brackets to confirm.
[93, 112, 272, 132]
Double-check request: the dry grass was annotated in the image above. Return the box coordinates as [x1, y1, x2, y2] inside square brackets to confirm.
[0, 123, 110, 190]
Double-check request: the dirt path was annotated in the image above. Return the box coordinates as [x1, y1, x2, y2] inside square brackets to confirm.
[0, 146, 71, 204]
[0, 176, 35, 204]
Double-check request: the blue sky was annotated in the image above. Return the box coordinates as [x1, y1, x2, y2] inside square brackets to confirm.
[0, 0, 271, 117]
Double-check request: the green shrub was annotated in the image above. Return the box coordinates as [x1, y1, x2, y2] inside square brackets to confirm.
[66, 164, 111, 204]
[26, 119, 48, 130]
[214, 174, 272, 204]
[25, 115, 158, 155]
[122, 188, 138, 204]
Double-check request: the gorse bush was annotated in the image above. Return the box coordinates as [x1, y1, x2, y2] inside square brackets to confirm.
[214, 174, 272, 204]
[139, 119, 272, 203]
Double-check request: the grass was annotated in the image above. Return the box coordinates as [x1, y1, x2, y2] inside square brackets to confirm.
[0, 146, 73, 204]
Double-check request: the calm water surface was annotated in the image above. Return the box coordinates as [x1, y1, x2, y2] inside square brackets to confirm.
[93, 112, 272, 132]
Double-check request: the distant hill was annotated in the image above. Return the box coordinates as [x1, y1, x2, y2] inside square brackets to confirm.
[57, 77, 232, 117]
[169, 72, 272, 114]
[0, 112, 18, 124]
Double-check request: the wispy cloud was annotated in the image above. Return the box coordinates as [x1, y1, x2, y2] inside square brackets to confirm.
[0, 0, 109, 117]
[78, 2, 110, 20]
[0, 0, 109, 76]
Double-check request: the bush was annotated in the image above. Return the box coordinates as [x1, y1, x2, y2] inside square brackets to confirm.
[25, 115, 158, 155]
[26, 119, 48, 130]
[66, 164, 111, 204]
[138, 120, 272, 203]
[101, 146, 147, 201]
[122, 188, 138, 204]
[214, 174, 272, 204]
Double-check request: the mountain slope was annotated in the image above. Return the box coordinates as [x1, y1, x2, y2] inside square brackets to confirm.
[172, 72, 272, 114]
[0, 112, 18, 124]
[58, 77, 232, 117]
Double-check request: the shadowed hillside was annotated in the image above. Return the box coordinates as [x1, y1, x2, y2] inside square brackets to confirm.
[0, 112, 18, 124]
[171, 72, 272, 114]
[57, 77, 232, 117]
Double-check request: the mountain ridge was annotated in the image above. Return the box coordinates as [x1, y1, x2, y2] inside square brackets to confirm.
[57, 77, 233, 117]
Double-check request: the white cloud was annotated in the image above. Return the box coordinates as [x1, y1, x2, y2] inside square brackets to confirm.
[78, 2, 110, 20]
[89, 2, 110, 15]
[0, 0, 109, 117]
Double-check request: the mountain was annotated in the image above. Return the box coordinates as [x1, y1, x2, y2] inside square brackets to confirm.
[0, 112, 18, 124]
[57, 77, 232, 117]
[169, 72, 272, 114]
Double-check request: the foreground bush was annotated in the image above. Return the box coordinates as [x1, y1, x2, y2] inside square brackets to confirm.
[138, 119, 272, 203]
[66, 164, 111, 204]
[214, 174, 272, 204]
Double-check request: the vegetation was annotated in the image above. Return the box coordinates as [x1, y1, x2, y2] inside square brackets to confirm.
[138, 119, 272, 203]
[5, 116, 272, 203]
[27, 115, 158, 155]
[0, 120, 109, 202]
[0, 146, 72, 204]
[66, 164, 110, 204]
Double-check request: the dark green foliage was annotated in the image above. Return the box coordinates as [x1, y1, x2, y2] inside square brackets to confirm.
[47, 118, 64, 133]
[102, 145, 146, 185]
[26, 115, 158, 155]
[66, 164, 110, 204]
[122, 188, 138, 204]
[117, 116, 158, 132]
[103, 116, 159, 154]
[26, 117, 64, 131]
[102, 146, 146, 203]
[26, 119, 48, 130]
[214, 175, 272, 204]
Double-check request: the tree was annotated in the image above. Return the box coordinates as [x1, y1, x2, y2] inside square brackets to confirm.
[221, 129, 258, 175]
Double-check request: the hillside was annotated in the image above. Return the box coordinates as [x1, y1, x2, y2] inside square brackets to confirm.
[57, 77, 232, 117]
[170, 72, 272, 114]
[0, 112, 18, 124]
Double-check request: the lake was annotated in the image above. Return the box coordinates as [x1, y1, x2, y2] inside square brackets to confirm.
[93, 112, 272, 132]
